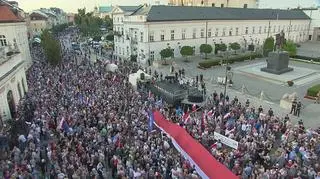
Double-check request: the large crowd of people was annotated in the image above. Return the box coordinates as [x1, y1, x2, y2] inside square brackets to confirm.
[1, 29, 320, 179]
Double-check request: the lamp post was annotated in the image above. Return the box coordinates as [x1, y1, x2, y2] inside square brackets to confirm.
[223, 51, 230, 106]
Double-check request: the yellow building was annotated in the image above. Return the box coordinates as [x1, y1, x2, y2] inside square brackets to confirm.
[168, 0, 257, 8]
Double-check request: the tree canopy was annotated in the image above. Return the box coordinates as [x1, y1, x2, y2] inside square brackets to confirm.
[282, 40, 297, 57]
[180, 46, 194, 61]
[41, 30, 62, 66]
[200, 44, 213, 59]
[263, 37, 274, 56]
[160, 48, 174, 59]
[215, 43, 227, 54]
[229, 42, 241, 54]
[75, 8, 106, 37]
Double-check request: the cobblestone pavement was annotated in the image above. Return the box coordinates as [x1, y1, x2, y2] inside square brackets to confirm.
[148, 56, 320, 128]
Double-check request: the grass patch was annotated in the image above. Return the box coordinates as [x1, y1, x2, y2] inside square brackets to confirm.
[307, 84, 320, 97]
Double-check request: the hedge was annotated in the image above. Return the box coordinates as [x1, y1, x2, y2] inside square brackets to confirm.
[291, 55, 320, 62]
[307, 84, 320, 97]
[222, 53, 263, 64]
[198, 59, 220, 68]
[198, 53, 263, 68]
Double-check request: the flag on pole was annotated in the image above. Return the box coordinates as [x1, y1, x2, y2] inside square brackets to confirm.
[182, 111, 190, 124]
[148, 110, 154, 132]
[192, 104, 197, 112]
[201, 111, 206, 130]
[207, 110, 213, 117]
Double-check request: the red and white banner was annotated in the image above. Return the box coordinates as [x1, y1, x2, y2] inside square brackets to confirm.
[153, 111, 237, 179]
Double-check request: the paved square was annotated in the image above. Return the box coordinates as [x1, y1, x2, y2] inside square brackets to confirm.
[234, 62, 319, 85]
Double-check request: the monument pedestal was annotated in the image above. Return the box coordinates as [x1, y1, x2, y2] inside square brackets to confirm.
[261, 51, 293, 75]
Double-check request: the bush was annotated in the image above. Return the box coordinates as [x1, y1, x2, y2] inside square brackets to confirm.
[291, 55, 320, 62]
[263, 37, 274, 57]
[198, 59, 220, 68]
[223, 53, 263, 64]
[307, 84, 320, 97]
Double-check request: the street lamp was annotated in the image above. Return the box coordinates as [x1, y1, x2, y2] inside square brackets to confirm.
[223, 51, 231, 106]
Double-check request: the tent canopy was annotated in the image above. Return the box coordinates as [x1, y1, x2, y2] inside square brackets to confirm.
[106, 63, 118, 72]
[128, 70, 151, 90]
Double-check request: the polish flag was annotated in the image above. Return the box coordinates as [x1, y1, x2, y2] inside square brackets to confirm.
[192, 104, 197, 112]
[223, 112, 231, 119]
[207, 110, 213, 117]
[201, 111, 207, 130]
[182, 112, 190, 124]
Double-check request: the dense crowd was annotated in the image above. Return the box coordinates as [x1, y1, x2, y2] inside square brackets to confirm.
[1, 29, 320, 179]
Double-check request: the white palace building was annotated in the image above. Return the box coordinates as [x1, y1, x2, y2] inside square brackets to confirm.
[0, 0, 31, 124]
[113, 5, 310, 64]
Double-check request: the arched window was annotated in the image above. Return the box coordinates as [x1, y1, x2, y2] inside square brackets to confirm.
[0, 35, 7, 46]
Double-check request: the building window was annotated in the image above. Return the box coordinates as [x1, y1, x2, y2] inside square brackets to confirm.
[127, 46, 129, 55]
[245, 27, 248, 34]
[244, 4, 248, 8]
[140, 32, 143, 42]
[222, 28, 226, 36]
[264, 26, 267, 33]
[150, 51, 154, 60]
[252, 27, 255, 34]
[212, 3, 215, 7]
[161, 30, 165, 41]
[134, 31, 137, 40]
[258, 26, 262, 34]
[221, 4, 224, 8]
[149, 32, 154, 42]
[182, 29, 186, 39]
[273, 26, 276, 33]
[0, 35, 7, 46]
[229, 28, 232, 36]
[278, 25, 281, 32]
[215, 28, 219, 36]
[200, 29, 205, 38]
[208, 29, 212, 37]
[193, 28, 196, 39]
[171, 30, 175, 40]
[235, 27, 239, 36]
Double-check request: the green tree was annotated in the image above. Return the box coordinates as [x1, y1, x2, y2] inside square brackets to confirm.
[41, 30, 62, 66]
[229, 42, 241, 54]
[283, 40, 297, 57]
[104, 16, 113, 30]
[215, 43, 227, 54]
[160, 48, 174, 64]
[263, 37, 274, 56]
[200, 44, 213, 59]
[106, 34, 114, 41]
[180, 46, 194, 61]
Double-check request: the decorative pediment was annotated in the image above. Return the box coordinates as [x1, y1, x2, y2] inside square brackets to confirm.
[111, 7, 124, 14]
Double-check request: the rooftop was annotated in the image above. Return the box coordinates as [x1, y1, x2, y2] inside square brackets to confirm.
[142, 5, 310, 22]
[98, 6, 113, 13]
[0, 4, 23, 23]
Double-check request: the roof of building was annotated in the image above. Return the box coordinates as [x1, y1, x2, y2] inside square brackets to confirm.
[145, 5, 310, 22]
[118, 6, 140, 12]
[98, 6, 113, 13]
[0, 4, 23, 23]
[30, 10, 49, 19]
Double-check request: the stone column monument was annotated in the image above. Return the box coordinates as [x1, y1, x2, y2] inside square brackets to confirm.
[261, 31, 293, 75]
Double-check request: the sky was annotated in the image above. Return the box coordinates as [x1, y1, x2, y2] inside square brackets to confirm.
[15, 0, 318, 13]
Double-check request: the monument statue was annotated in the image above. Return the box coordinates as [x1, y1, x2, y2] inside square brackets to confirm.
[261, 30, 293, 75]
